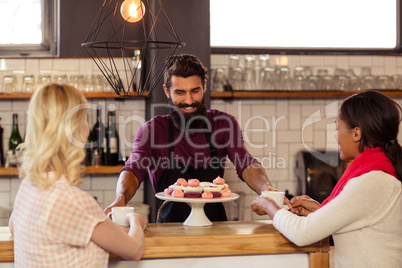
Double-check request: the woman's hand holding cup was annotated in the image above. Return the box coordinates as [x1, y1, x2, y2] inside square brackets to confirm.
[126, 213, 148, 231]
[107, 206, 135, 227]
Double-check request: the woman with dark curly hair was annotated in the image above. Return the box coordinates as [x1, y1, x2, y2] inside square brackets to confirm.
[252, 91, 402, 268]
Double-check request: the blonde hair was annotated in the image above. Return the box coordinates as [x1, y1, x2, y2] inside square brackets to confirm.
[19, 83, 88, 188]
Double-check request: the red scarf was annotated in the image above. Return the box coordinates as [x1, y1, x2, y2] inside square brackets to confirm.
[318, 147, 397, 209]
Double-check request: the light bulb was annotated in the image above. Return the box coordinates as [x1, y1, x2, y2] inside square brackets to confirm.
[120, 0, 146, 23]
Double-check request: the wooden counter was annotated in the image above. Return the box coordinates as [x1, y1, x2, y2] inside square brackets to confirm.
[0, 221, 330, 268]
[0, 228, 12, 263]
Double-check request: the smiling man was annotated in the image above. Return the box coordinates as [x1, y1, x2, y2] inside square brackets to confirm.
[105, 54, 276, 223]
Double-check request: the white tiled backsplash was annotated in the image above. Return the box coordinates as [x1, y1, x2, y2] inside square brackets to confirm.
[1, 55, 402, 224]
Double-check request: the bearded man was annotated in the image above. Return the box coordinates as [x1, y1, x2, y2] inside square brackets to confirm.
[105, 54, 276, 223]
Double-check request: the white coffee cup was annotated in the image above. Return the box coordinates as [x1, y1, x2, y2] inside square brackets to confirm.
[260, 191, 285, 207]
[107, 206, 135, 227]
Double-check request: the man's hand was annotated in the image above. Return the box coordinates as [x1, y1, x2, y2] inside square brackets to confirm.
[104, 198, 126, 216]
[242, 163, 275, 195]
[104, 171, 140, 216]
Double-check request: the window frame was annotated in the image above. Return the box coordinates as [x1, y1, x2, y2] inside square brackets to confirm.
[0, 0, 58, 57]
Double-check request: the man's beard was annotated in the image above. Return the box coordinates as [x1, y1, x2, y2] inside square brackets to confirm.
[168, 98, 207, 130]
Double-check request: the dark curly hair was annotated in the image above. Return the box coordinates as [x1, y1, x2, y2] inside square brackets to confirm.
[339, 91, 402, 180]
[163, 54, 208, 90]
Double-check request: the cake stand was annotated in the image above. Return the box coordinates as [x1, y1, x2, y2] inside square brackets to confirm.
[155, 192, 239, 226]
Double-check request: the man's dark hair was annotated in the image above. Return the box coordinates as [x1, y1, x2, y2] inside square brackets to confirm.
[163, 54, 208, 90]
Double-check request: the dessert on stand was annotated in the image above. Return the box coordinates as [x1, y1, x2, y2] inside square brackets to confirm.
[155, 192, 239, 226]
[155, 177, 239, 226]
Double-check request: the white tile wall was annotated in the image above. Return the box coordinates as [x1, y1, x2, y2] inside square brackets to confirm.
[1, 54, 402, 224]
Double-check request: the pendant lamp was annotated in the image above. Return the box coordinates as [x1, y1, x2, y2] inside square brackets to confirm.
[81, 0, 185, 97]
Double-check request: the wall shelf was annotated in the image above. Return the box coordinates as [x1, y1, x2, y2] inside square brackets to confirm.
[4, 90, 401, 100]
[0, 92, 149, 99]
[0, 165, 123, 176]
[210, 90, 402, 99]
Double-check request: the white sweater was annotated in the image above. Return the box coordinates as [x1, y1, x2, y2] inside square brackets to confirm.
[273, 171, 402, 268]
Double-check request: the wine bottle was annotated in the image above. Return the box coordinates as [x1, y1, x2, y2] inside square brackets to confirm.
[85, 129, 93, 166]
[132, 49, 143, 92]
[8, 113, 23, 167]
[105, 111, 119, 165]
[0, 117, 4, 167]
[91, 107, 105, 166]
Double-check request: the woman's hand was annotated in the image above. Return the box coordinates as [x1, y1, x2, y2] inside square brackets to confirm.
[289, 195, 320, 216]
[92, 213, 147, 261]
[127, 213, 148, 231]
[251, 196, 281, 219]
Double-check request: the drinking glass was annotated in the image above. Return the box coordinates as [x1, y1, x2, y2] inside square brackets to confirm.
[293, 67, 306, 90]
[361, 75, 377, 90]
[320, 75, 334, 90]
[346, 68, 356, 77]
[212, 68, 226, 92]
[2, 75, 17, 93]
[70, 74, 85, 91]
[93, 75, 105, 92]
[258, 54, 271, 88]
[102, 76, 113, 92]
[305, 75, 319, 90]
[293, 66, 306, 78]
[303, 66, 313, 78]
[228, 55, 243, 90]
[22, 75, 35, 93]
[334, 68, 347, 77]
[392, 74, 402, 90]
[84, 75, 95, 92]
[293, 75, 305, 90]
[38, 74, 52, 87]
[228, 54, 240, 68]
[243, 55, 257, 90]
[349, 76, 361, 91]
[278, 66, 292, 90]
[332, 75, 350, 91]
[361, 67, 372, 77]
[259, 54, 271, 69]
[317, 69, 329, 77]
[260, 67, 275, 90]
[230, 68, 244, 90]
[376, 75, 392, 90]
[54, 74, 68, 83]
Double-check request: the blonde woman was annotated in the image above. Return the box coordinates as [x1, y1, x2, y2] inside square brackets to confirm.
[9, 84, 147, 267]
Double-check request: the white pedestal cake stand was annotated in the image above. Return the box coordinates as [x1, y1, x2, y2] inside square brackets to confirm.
[155, 192, 239, 226]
